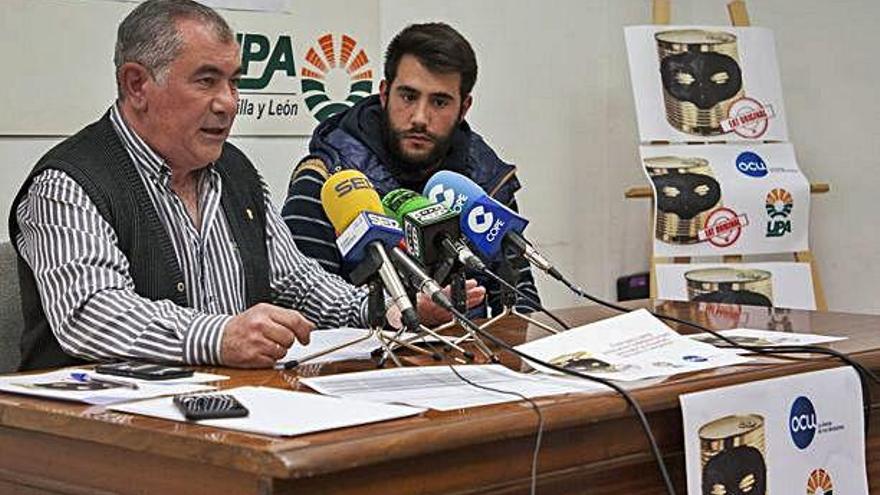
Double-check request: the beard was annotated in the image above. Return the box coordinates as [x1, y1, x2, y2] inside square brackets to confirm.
[380, 107, 458, 172]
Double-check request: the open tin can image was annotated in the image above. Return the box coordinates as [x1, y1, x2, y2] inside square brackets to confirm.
[699, 414, 767, 495]
[685, 268, 773, 307]
[655, 29, 744, 135]
[645, 156, 722, 244]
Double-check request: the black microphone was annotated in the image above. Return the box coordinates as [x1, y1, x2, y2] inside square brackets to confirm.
[382, 188, 486, 273]
[387, 247, 454, 310]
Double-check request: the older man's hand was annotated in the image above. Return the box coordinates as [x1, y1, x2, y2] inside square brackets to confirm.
[220, 303, 315, 368]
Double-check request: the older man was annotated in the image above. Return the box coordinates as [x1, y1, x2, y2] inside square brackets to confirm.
[9, 0, 481, 371]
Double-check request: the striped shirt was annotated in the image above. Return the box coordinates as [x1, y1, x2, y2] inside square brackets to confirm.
[14, 104, 368, 365]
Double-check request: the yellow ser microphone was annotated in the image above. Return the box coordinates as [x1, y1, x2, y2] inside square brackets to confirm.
[319, 170, 420, 332]
[320, 170, 383, 234]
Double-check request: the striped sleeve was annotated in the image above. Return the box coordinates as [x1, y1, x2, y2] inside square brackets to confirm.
[279, 159, 344, 275]
[15, 170, 231, 365]
[265, 179, 369, 328]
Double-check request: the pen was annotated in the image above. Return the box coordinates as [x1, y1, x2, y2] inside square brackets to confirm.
[70, 372, 139, 390]
[273, 359, 300, 370]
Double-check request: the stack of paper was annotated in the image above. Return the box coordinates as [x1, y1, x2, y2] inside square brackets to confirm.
[302, 364, 608, 411]
[110, 386, 426, 436]
[0, 368, 226, 405]
[514, 309, 750, 381]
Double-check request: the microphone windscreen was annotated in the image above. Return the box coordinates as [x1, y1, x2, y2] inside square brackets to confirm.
[320, 170, 383, 233]
[424, 171, 485, 214]
[381, 189, 421, 220]
[382, 189, 434, 223]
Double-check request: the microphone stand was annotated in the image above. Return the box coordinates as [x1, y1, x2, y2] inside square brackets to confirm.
[466, 255, 560, 336]
[379, 251, 479, 362]
[287, 247, 438, 368]
[421, 252, 499, 362]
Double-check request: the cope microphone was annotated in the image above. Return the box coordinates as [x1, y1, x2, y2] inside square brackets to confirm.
[320, 170, 420, 332]
[382, 189, 486, 273]
[424, 171, 557, 276]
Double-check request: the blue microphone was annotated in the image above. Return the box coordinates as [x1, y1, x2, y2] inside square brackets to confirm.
[424, 171, 556, 275]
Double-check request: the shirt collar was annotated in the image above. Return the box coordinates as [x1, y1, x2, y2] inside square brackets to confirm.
[109, 103, 219, 186]
[109, 103, 175, 184]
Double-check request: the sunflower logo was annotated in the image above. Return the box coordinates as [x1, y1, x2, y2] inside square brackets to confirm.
[300, 34, 374, 122]
[806, 468, 833, 495]
[765, 188, 793, 218]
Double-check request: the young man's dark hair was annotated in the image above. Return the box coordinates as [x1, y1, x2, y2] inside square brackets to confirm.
[384, 22, 478, 99]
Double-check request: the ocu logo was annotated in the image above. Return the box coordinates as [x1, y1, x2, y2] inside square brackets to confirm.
[736, 151, 768, 178]
[789, 396, 817, 449]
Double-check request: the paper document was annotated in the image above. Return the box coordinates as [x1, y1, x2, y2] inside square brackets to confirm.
[0, 368, 217, 405]
[301, 364, 608, 411]
[689, 328, 846, 355]
[514, 309, 750, 381]
[110, 386, 425, 436]
[278, 328, 436, 366]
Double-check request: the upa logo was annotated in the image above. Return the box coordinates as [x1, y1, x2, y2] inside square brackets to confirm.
[300, 34, 374, 122]
[789, 396, 818, 450]
[736, 151, 769, 178]
[237, 33, 297, 91]
[806, 468, 833, 495]
[765, 188, 793, 238]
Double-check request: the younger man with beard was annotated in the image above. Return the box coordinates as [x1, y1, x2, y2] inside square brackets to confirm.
[281, 23, 541, 316]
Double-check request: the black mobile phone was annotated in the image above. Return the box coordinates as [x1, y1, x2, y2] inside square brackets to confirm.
[94, 362, 194, 380]
[173, 394, 249, 420]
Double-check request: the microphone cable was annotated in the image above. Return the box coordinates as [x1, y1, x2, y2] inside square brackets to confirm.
[547, 267, 880, 383]
[446, 363, 545, 495]
[438, 305, 678, 495]
[407, 337, 546, 495]
[545, 267, 878, 432]
[477, 266, 571, 331]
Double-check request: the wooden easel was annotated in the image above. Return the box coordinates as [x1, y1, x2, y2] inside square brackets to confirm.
[627, 0, 829, 310]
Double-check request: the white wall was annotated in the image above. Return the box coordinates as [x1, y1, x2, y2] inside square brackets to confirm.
[2, 0, 879, 314]
[379, 0, 880, 314]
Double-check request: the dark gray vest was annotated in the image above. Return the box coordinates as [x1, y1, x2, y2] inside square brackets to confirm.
[8, 112, 270, 370]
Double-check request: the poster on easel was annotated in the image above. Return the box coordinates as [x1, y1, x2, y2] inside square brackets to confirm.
[625, 25, 788, 143]
[640, 143, 810, 257]
[655, 261, 816, 310]
[680, 367, 868, 495]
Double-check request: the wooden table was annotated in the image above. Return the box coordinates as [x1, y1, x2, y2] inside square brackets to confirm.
[0, 300, 877, 494]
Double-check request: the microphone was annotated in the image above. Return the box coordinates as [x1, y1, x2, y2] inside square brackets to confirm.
[320, 170, 420, 331]
[387, 247, 454, 310]
[382, 188, 486, 273]
[424, 171, 557, 276]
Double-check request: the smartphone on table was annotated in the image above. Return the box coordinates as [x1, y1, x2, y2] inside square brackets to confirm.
[94, 361, 194, 380]
[173, 394, 249, 420]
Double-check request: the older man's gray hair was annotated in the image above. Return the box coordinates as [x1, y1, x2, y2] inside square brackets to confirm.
[114, 0, 235, 98]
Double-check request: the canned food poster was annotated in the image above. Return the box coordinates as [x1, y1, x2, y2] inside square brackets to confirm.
[680, 367, 867, 495]
[514, 309, 749, 382]
[625, 26, 788, 143]
[640, 143, 810, 257]
[656, 262, 816, 310]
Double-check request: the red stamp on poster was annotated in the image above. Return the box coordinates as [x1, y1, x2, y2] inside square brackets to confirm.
[721, 97, 776, 138]
[699, 207, 749, 247]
